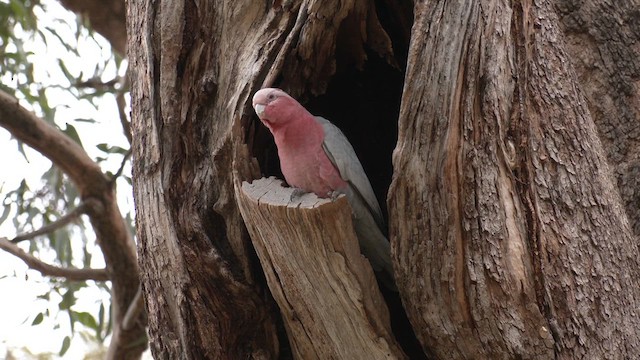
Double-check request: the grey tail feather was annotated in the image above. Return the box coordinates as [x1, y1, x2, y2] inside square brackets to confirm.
[352, 215, 397, 291]
[372, 239, 397, 291]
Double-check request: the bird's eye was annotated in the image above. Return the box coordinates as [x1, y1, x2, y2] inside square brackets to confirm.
[267, 93, 276, 101]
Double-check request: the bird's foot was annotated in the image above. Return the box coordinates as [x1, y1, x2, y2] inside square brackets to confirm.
[328, 190, 343, 201]
[289, 188, 308, 202]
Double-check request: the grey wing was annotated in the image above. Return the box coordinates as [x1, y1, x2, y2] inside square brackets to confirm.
[316, 116, 395, 289]
[315, 116, 385, 228]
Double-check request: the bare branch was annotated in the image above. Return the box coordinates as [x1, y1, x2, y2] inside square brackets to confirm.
[0, 90, 109, 198]
[11, 201, 91, 244]
[115, 73, 132, 144]
[122, 286, 145, 331]
[76, 77, 119, 90]
[0, 81, 144, 357]
[110, 150, 132, 183]
[0, 237, 110, 281]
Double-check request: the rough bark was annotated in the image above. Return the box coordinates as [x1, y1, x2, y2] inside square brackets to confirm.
[127, 0, 640, 358]
[128, 0, 402, 358]
[127, 1, 279, 358]
[236, 177, 405, 359]
[389, 0, 640, 359]
[553, 0, 640, 236]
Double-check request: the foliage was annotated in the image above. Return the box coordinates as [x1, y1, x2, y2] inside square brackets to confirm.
[0, 0, 132, 356]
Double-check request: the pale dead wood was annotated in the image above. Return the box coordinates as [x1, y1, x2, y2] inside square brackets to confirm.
[0, 237, 110, 281]
[236, 177, 405, 360]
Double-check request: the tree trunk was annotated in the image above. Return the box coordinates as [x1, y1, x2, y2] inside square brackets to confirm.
[128, 0, 640, 358]
[127, 0, 405, 358]
[127, 1, 281, 358]
[553, 0, 640, 236]
[389, 0, 640, 359]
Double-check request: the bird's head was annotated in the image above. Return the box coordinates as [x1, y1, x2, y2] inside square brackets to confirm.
[252, 88, 304, 129]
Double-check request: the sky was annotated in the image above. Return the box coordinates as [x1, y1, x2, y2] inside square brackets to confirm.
[0, 0, 144, 358]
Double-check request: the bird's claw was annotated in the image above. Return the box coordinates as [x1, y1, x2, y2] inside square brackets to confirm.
[329, 190, 342, 201]
[289, 188, 307, 202]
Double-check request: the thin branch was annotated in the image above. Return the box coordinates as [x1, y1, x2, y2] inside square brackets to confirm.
[0, 76, 143, 357]
[0, 90, 108, 197]
[116, 72, 132, 145]
[11, 201, 89, 244]
[0, 237, 110, 281]
[76, 77, 118, 90]
[122, 286, 145, 331]
[110, 149, 132, 184]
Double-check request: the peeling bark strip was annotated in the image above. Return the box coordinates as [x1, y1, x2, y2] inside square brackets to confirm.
[236, 177, 405, 360]
[389, 0, 640, 359]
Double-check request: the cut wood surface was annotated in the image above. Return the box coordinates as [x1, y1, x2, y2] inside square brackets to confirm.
[236, 177, 405, 360]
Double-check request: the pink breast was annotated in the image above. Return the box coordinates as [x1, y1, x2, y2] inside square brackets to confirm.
[280, 148, 346, 198]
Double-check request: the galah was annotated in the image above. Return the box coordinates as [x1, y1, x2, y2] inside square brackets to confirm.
[252, 88, 394, 288]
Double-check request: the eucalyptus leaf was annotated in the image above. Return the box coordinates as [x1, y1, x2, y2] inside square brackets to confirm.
[31, 312, 44, 325]
[59, 336, 71, 356]
[62, 123, 83, 147]
[59, 289, 76, 310]
[97, 302, 105, 341]
[74, 311, 98, 331]
[0, 1, 129, 351]
[74, 118, 96, 123]
[0, 203, 11, 225]
[57, 58, 75, 82]
[96, 143, 128, 155]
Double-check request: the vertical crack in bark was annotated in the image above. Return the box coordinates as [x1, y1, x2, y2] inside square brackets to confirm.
[511, 0, 561, 350]
[452, 45, 472, 326]
[453, 1, 484, 331]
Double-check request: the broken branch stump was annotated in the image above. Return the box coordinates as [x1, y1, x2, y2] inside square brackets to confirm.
[235, 177, 405, 359]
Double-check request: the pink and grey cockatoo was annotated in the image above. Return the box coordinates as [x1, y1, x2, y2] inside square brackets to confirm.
[252, 88, 394, 288]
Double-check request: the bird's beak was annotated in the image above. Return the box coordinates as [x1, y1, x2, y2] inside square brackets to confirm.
[254, 104, 266, 118]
